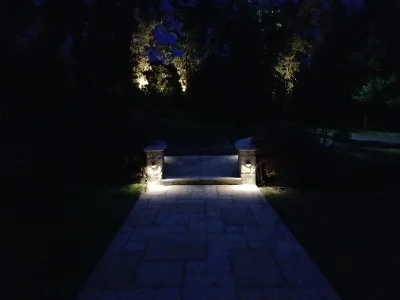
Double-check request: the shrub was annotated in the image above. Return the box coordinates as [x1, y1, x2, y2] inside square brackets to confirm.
[254, 121, 327, 188]
[333, 128, 351, 142]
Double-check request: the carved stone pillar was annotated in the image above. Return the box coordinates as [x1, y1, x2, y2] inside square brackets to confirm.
[143, 140, 167, 185]
[235, 137, 256, 185]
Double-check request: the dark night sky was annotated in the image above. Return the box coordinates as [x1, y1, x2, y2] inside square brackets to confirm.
[56, 0, 365, 59]
[151, 0, 365, 61]
[154, 0, 365, 44]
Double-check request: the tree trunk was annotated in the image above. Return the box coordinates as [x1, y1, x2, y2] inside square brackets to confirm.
[322, 128, 328, 146]
[363, 115, 368, 129]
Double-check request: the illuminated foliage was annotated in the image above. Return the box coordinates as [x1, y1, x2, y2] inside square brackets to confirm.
[130, 0, 346, 98]
[145, 63, 181, 96]
[272, 0, 338, 95]
[170, 51, 202, 93]
[274, 32, 313, 94]
[130, 6, 203, 94]
[130, 8, 158, 92]
[274, 52, 299, 94]
[352, 75, 396, 103]
[351, 32, 399, 107]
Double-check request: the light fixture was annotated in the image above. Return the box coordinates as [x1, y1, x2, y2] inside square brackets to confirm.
[147, 184, 169, 192]
[237, 184, 258, 191]
[151, 162, 157, 169]
[245, 161, 251, 168]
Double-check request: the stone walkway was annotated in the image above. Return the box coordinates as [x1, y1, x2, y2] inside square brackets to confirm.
[164, 155, 239, 178]
[78, 185, 341, 300]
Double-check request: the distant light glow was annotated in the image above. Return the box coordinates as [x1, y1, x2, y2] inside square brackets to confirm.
[181, 84, 186, 92]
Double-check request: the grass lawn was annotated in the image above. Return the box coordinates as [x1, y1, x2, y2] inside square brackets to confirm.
[149, 114, 256, 155]
[351, 130, 400, 140]
[148, 113, 256, 144]
[337, 144, 400, 164]
[316, 128, 400, 143]
[12, 183, 144, 300]
[260, 149, 400, 300]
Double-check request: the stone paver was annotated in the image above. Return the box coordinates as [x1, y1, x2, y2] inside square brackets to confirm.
[220, 208, 257, 226]
[208, 233, 248, 249]
[164, 155, 238, 178]
[190, 218, 224, 234]
[135, 261, 184, 287]
[77, 185, 341, 300]
[231, 249, 284, 287]
[161, 203, 204, 214]
[208, 250, 231, 272]
[186, 261, 208, 273]
[183, 273, 235, 300]
[126, 209, 159, 226]
[235, 288, 267, 300]
[144, 240, 206, 260]
[264, 286, 341, 300]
